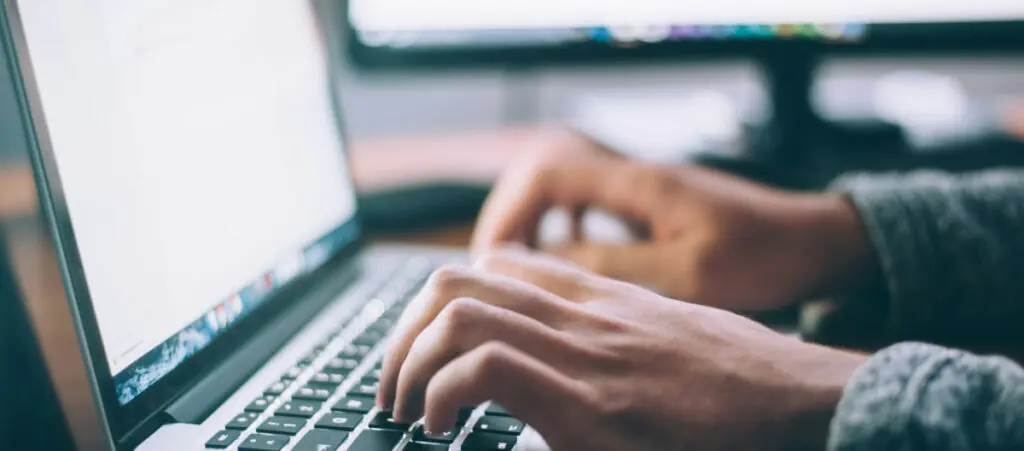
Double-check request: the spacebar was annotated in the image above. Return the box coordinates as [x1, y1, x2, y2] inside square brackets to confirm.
[347, 429, 404, 451]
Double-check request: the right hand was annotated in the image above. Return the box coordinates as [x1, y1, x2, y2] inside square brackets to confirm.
[471, 135, 878, 311]
[377, 248, 866, 451]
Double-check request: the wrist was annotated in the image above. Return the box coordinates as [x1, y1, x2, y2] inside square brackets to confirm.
[791, 194, 881, 300]
[778, 345, 869, 451]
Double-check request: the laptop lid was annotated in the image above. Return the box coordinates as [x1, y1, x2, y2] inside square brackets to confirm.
[1, 0, 364, 446]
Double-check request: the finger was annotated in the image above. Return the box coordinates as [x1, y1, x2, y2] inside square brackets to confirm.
[471, 159, 666, 254]
[474, 246, 598, 302]
[378, 265, 577, 408]
[422, 341, 587, 441]
[393, 298, 585, 422]
[569, 206, 586, 242]
[471, 161, 550, 254]
[543, 242, 667, 289]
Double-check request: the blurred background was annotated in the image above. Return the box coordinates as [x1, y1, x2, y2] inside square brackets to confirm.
[2, 4, 1024, 166]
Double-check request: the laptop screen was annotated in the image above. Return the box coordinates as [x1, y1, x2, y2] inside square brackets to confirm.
[14, 0, 359, 405]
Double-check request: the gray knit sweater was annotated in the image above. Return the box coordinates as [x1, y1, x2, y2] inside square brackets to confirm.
[827, 171, 1024, 451]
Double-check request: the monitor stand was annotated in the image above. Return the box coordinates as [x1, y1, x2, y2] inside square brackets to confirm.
[694, 49, 1024, 190]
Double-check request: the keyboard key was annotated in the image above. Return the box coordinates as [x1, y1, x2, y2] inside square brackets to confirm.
[463, 432, 517, 451]
[323, 358, 359, 375]
[332, 395, 375, 414]
[309, 372, 345, 387]
[367, 411, 411, 431]
[293, 386, 332, 402]
[364, 368, 382, 382]
[226, 412, 259, 430]
[245, 396, 275, 413]
[299, 350, 322, 366]
[276, 401, 321, 418]
[264, 381, 289, 396]
[457, 407, 475, 425]
[338, 344, 372, 359]
[412, 425, 458, 444]
[257, 416, 306, 436]
[282, 365, 306, 380]
[315, 412, 363, 431]
[351, 380, 378, 396]
[352, 330, 385, 347]
[404, 443, 449, 451]
[291, 429, 349, 451]
[205, 430, 240, 449]
[238, 433, 289, 451]
[484, 403, 511, 417]
[346, 429, 404, 451]
[474, 416, 524, 435]
[372, 317, 397, 331]
[305, 382, 341, 394]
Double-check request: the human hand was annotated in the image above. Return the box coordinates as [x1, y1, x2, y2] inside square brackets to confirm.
[472, 148, 877, 311]
[377, 248, 867, 451]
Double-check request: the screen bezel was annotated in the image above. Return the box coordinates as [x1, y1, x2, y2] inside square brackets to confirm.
[343, 10, 1024, 70]
[1, 0, 367, 445]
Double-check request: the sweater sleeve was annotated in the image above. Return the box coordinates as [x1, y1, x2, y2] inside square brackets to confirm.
[829, 170, 1024, 343]
[828, 342, 1024, 451]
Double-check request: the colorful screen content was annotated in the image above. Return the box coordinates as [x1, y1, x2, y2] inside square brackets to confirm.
[348, 1, 1024, 48]
[15, 0, 360, 404]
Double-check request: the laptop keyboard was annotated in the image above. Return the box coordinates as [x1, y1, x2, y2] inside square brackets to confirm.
[205, 260, 527, 451]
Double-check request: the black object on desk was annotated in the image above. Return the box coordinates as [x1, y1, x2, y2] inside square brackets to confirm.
[359, 183, 491, 234]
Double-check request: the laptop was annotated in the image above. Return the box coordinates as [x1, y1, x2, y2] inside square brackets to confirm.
[1, 0, 547, 450]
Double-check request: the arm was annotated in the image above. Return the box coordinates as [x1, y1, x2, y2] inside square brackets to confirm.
[831, 170, 1024, 344]
[830, 342, 1024, 451]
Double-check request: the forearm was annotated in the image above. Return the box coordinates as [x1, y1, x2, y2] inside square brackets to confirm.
[829, 342, 1024, 451]
[830, 170, 1024, 343]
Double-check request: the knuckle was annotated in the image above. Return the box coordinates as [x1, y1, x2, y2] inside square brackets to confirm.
[639, 165, 680, 200]
[590, 312, 633, 335]
[438, 298, 485, 333]
[428, 265, 473, 294]
[521, 159, 558, 188]
[470, 342, 514, 380]
[473, 250, 510, 273]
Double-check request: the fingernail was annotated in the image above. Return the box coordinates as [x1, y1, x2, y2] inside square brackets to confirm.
[424, 418, 449, 436]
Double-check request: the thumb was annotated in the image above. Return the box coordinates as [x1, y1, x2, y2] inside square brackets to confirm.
[542, 242, 665, 289]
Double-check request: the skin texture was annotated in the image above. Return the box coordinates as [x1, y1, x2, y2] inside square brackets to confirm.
[376, 248, 868, 451]
[471, 132, 878, 311]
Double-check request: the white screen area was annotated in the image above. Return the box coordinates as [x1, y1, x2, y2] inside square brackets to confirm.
[351, 0, 1024, 30]
[16, 0, 358, 373]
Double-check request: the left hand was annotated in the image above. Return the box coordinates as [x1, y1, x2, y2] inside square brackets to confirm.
[377, 248, 868, 451]
[471, 150, 876, 312]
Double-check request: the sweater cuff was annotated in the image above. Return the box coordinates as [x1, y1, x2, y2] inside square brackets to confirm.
[828, 342, 1024, 451]
[828, 173, 948, 338]
[827, 342, 955, 451]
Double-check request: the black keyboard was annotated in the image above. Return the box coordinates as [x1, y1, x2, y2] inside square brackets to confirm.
[205, 260, 527, 451]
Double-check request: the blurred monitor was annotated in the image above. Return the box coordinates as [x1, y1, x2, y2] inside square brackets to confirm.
[345, 1, 1024, 67]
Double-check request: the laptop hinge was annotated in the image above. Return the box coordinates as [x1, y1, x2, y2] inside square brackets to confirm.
[164, 261, 361, 424]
